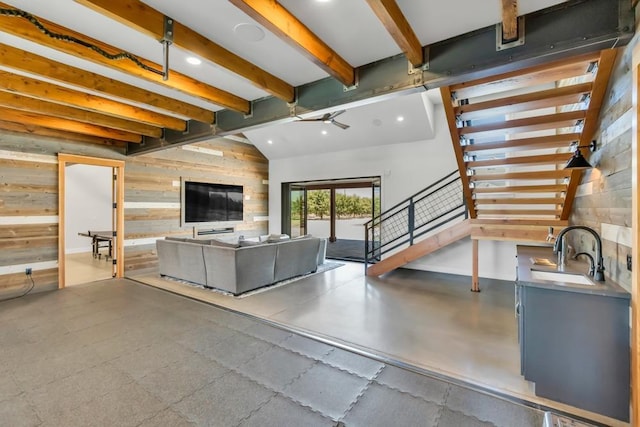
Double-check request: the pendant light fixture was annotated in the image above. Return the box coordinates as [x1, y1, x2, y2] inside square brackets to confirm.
[565, 141, 597, 170]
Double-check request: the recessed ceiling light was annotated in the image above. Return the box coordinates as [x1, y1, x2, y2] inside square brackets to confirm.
[267, 139, 273, 144]
[186, 56, 202, 65]
[321, 130, 328, 135]
[234, 23, 265, 42]
[396, 116, 404, 122]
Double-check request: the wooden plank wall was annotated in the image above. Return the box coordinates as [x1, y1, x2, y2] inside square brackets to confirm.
[0, 130, 268, 295]
[570, 40, 638, 291]
[123, 140, 269, 274]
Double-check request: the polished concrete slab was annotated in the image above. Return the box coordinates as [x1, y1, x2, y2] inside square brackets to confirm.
[133, 264, 626, 426]
[0, 279, 548, 426]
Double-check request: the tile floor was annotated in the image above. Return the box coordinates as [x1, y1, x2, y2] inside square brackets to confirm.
[133, 263, 624, 426]
[0, 279, 547, 426]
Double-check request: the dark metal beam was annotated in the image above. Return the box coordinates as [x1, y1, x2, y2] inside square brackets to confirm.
[128, 0, 633, 156]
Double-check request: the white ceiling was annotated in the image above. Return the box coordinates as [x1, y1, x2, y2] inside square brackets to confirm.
[0, 0, 567, 158]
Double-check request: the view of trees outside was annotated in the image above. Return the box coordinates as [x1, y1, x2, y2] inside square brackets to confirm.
[291, 188, 379, 240]
[293, 188, 379, 220]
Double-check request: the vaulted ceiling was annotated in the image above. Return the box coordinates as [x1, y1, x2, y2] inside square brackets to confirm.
[0, 0, 631, 157]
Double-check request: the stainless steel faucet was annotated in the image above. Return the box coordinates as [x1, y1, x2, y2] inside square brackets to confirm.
[552, 225, 605, 281]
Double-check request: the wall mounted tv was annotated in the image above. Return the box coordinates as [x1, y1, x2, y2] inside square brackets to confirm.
[182, 180, 243, 224]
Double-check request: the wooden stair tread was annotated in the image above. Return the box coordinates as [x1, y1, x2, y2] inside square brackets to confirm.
[467, 153, 572, 168]
[463, 134, 580, 153]
[472, 184, 567, 193]
[474, 197, 564, 205]
[455, 82, 592, 121]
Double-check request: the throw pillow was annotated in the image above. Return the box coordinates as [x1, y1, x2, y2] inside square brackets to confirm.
[266, 233, 290, 243]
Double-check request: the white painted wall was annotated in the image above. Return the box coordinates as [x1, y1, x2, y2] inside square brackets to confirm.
[64, 164, 112, 254]
[268, 108, 517, 281]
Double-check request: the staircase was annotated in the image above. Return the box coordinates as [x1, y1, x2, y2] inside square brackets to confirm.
[441, 49, 618, 240]
[364, 49, 618, 279]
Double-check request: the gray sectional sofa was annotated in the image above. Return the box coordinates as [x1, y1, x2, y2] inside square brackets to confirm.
[156, 235, 325, 295]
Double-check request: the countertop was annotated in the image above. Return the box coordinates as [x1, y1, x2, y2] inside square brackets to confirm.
[516, 245, 630, 299]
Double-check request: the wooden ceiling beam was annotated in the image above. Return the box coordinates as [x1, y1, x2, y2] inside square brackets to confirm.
[0, 2, 250, 113]
[229, 0, 355, 86]
[0, 108, 141, 143]
[467, 152, 572, 168]
[76, 0, 294, 102]
[0, 70, 184, 131]
[455, 82, 592, 121]
[0, 91, 161, 138]
[365, 0, 423, 66]
[501, 0, 519, 42]
[459, 110, 586, 137]
[463, 133, 580, 153]
[0, 43, 213, 123]
[0, 120, 126, 147]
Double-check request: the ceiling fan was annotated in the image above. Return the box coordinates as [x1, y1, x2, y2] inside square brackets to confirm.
[296, 110, 350, 130]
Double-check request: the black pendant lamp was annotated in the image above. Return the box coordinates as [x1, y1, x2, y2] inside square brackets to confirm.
[565, 141, 597, 170]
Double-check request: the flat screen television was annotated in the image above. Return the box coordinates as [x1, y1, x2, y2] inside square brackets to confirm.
[182, 180, 243, 224]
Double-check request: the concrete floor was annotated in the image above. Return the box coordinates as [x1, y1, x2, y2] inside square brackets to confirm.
[133, 263, 625, 426]
[0, 279, 547, 426]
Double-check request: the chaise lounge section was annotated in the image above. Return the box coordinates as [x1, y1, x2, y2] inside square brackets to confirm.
[156, 235, 324, 295]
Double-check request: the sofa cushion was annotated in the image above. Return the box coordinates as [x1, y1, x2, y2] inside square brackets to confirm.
[208, 238, 240, 248]
[273, 237, 320, 282]
[165, 236, 187, 242]
[238, 239, 264, 247]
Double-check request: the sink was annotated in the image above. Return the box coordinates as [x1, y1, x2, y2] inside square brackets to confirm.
[529, 269, 594, 285]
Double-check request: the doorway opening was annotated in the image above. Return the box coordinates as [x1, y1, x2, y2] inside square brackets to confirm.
[58, 154, 124, 288]
[282, 177, 381, 262]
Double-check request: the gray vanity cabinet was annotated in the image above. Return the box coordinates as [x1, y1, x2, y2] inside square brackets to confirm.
[516, 283, 630, 421]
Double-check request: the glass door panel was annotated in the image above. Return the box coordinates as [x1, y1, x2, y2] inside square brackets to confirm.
[290, 186, 306, 237]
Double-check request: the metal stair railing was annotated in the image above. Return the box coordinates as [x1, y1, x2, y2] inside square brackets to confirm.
[364, 171, 467, 269]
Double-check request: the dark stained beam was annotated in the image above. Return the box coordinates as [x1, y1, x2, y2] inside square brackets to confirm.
[365, 0, 423, 66]
[75, 0, 294, 102]
[0, 1, 251, 113]
[0, 43, 213, 123]
[229, 0, 355, 86]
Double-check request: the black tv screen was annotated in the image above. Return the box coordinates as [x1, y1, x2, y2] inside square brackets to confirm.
[184, 181, 243, 223]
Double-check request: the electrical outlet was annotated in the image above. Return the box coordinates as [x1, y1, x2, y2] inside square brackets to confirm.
[25, 267, 32, 276]
[627, 254, 632, 272]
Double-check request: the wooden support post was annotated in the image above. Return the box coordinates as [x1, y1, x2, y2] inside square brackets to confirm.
[471, 239, 480, 292]
[329, 188, 337, 242]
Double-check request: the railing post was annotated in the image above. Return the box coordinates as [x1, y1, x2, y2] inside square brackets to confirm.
[364, 223, 369, 272]
[408, 199, 415, 245]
